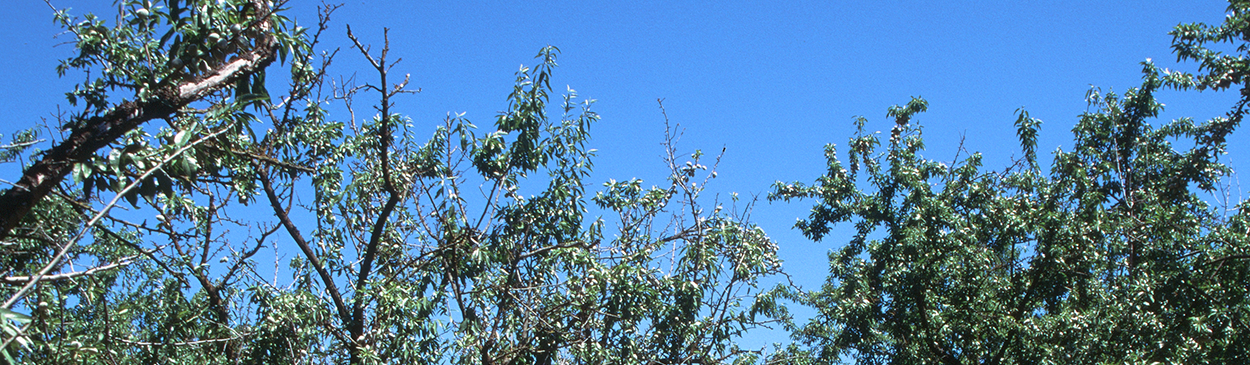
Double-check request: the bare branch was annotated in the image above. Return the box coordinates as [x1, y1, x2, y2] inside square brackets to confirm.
[257, 166, 351, 325]
[0, 257, 136, 285]
[3, 126, 232, 309]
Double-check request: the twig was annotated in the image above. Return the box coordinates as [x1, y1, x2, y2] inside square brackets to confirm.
[0, 257, 136, 285]
[3, 126, 231, 309]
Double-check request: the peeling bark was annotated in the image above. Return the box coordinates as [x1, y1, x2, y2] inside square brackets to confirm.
[0, 1, 279, 240]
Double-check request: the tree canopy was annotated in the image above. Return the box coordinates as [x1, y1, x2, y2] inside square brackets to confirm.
[769, 4, 1250, 363]
[1, 0, 1249, 364]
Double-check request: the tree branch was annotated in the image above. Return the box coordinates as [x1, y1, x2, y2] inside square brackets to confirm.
[3, 126, 231, 309]
[344, 26, 406, 360]
[257, 166, 351, 325]
[0, 0, 280, 240]
[0, 257, 135, 285]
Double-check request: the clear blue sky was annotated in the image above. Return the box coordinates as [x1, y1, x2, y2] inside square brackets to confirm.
[2, 0, 1246, 347]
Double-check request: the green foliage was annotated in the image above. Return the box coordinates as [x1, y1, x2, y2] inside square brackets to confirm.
[3, 2, 782, 364]
[0, 308, 31, 364]
[769, 5, 1250, 362]
[7, 1, 1250, 364]
[53, 0, 301, 113]
[0, 129, 39, 164]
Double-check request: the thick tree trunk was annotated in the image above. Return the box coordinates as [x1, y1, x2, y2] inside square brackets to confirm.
[0, 1, 279, 240]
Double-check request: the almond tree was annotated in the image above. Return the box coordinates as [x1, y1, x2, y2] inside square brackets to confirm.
[0, 1, 784, 363]
[769, 2, 1250, 363]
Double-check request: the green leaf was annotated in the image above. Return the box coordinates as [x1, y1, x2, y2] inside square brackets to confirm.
[72, 162, 92, 183]
[126, 191, 140, 208]
[174, 130, 191, 146]
[236, 93, 270, 105]
[0, 308, 30, 325]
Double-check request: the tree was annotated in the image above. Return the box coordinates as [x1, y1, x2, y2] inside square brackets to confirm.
[1, 0, 303, 362]
[0, 1, 782, 364]
[11, 1, 1250, 364]
[769, 2, 1250, 363]
[0, 0, 292, 240]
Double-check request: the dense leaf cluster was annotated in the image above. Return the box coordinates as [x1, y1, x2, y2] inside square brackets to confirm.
[1, 0, 1249, 364]
[2, 1, 781, 364]
[768, 4, 1250, 363]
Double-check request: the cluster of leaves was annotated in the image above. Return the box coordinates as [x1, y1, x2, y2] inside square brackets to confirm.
[767, 3, 1250, 363]
[0, 130, 39, 164]
[54, 0, 304, 111]
[289, 41, 783, 363]
[5, 0, 1250, 364]
[0, 0, 326, 363]
[2, 1, 784, 364]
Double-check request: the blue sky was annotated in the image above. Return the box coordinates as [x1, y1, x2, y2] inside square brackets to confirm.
[2, 0, 1246, 348]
